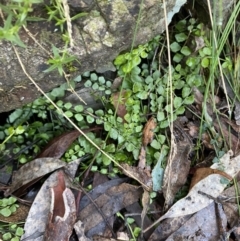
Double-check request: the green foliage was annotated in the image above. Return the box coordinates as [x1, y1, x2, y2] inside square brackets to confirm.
[114, 36, 160, 74]
[43, 45, 77, 76]
[0, 18, 209, 176]
[0, 0, 43, 47]
[0, 222, 24, 241]
[0, 197, 18, 217]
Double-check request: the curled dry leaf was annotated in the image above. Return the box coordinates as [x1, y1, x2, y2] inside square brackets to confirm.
[21, 160, 81, 241]
[44, 171, 76, 241]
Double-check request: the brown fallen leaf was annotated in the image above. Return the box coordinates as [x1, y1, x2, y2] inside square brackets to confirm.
[121, 163, 152, 191]
[21, 160, 81, 241]
[142, 117, 157, 147]
[44, 170, 76, 241]
[111, 91, 128, 120]
[138, 117, 157, 169]
[189, 167, 232, 190]
[37, 127, 101, 158]
[162, 121, 192, 208]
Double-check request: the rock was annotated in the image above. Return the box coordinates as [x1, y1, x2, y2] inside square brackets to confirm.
[0, 0, 187, 113]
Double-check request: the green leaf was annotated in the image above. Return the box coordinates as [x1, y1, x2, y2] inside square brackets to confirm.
[133, 82, 143, 93]
[92, 82, 99, 90]
[132, 55, 141, 67]
[104, 122, 111, 131]
[201, 57, 209, 68]
[122, 62, 132, 73]
[176, 106, 185, 115]
[8, 109, 23, 123]
[136, 91, 148, 99]
[104, 144, 116, 152]
[8, 197, 17, 205]
[140, 51, 148, 58]
[110, 128, 118, 139]
[184, 95, 194, 104]
[91, 166, 98, 172]
[174, 97, 182, 109]
[175, 33, 188, 42]
[186, 56, 197, 67]
[51, 87, 65, 97]
[102, 155, 111, 166]
[15, 227, 24, 236]
[118, 135, 125, 144]
[74, 105, 84, 112]
[10, 205, 17, 213]
[145, 75, 153, 84]
[150, 139, 161, 149]
[160, 120, 169, 128]
[64, 102, 72, 109]
[182, 86, 191, 98]
[158, 134, 166, 144]
[135, 125, 142, 132]
[0, 207, 11, 217]
[15, 126, 25, 134]
[173, 53, 183, 63]
[170, 42, 181, 52]
[180, 46, 191, 56]
[131, 66, 141, 75]
[164, 104, 171, 113]
[174, 80, 185, 89]
[3, 232, 12, 240]
[157, 111, 165, 121]
[175, 19, 187, 31]
[114, 55, 126, 66]
[75, 114, 83, 121]
[84, 80, 92, 87]
[64, 111, 73, 118]
[203, 47, 211, 55]
[90, 73, 98, 81]
[11, 237, 20, 241]
[126, 143, 135, 152]
[86, 115, 95, 123]
[100, 168, 108, 174]
[56, 100, 63, 107]
[152, 70, 160, 80]
[98, 76, 105, 84]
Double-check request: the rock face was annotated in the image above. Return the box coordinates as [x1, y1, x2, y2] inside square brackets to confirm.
[0, 0, 187, 113]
